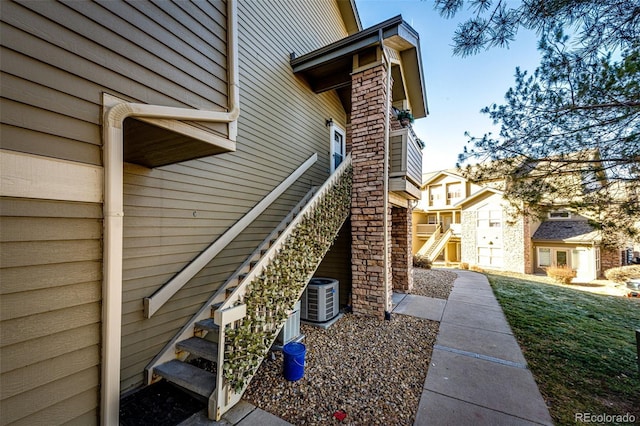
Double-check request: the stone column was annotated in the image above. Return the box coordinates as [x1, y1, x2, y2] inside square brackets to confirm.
[392, 206, 413, 292]
[350, 62, 391, 319]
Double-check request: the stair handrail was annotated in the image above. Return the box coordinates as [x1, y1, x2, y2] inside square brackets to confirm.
[428, 227, 454, 259]
[211, 154, 353, 420]
[144, 186, 318, 384]
[143, 153, 318, 318]
[417, 223, 442, 256]
[216, 154, 352, 314]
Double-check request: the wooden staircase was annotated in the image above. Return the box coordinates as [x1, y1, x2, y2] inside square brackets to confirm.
[143, 155, 353, 420]
[418, 226, 453, 261]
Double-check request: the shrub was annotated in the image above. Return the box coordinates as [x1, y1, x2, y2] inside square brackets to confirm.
[545, 265, 576, 284]
[413, 254, 432, 269]
[460, 262, 469, 270]
[604, 264, 640, 283]
[469, 264, 484, 272]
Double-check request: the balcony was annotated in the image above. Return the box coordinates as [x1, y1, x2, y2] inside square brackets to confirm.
[389, 127, 422, 200]
[416, 223, 439, 238]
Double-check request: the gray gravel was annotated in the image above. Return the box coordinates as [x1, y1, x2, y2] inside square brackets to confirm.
[411, 268, 457, 300]
[243, 269, 458, 425]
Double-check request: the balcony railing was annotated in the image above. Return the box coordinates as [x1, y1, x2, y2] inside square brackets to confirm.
[416, 223, 439, 237]
[389, 127, 423, 199]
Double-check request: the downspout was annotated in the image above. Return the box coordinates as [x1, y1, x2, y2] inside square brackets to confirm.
[382, 45, 391, 318]
[100, 1, 239, 424]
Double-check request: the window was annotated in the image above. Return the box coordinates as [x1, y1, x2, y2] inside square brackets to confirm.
[538, 248, 551, 267]
[555, 250, 568, 267]
[429, 185, 443, 205]
[477, 210, 502, 228]
[446, 183, 461, 203]
[329, 124, 345, 173]
[537, 247, 571, 268]
[427, 214, 437, 224]
[477, 246, 503, 267]
[548, 211, 571, 219]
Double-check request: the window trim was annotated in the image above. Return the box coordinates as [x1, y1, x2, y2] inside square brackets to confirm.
[537, 246, 572, 268]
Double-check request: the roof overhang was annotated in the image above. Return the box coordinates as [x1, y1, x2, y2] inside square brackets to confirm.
[454, 187, 504, 208]
[421, 169, 466, 189]
[291, 15, 428, 118]
[336, 0, 362, 35]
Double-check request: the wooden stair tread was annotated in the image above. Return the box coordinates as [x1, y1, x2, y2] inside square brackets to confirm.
[154, 360, 216, 398]
[176, 337, 218, 361]
[194, 318, 219, 332]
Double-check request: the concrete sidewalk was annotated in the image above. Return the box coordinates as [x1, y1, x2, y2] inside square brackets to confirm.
[183, 269, 552, 425]
[395, 269, 553, 425]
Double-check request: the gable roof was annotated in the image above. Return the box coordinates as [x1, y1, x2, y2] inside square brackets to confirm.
[421, 169, 465, 188]
[290, 15, 428, 118]
[532, 220, 600, 243]
[454, 187, 504, 208]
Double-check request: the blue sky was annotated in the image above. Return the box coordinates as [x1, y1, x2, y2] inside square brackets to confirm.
[355, 0, 542, 172]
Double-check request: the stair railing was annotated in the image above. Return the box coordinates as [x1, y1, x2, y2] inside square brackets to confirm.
[143, 153, 318, 318]
[417, 223, 442, 256]
[428, 227, 454, 260]
[144, 186, 318, 384]
[210, 154, 353, 420]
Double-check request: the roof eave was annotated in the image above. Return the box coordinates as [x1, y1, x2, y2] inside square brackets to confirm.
[336, 0, 362, 35]
[291, 15, 428, 118]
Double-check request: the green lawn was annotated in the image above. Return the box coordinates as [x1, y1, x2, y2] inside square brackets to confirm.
[486, 273, 640, 425]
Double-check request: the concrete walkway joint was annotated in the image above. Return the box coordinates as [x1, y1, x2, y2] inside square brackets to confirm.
[400, 269, 554, 426]
[433, 344, 528, 369]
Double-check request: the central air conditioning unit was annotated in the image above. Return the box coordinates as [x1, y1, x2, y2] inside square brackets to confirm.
[301, 277, 339, 322]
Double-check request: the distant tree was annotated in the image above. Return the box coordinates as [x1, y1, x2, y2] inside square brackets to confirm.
[434, 0, 640, 244]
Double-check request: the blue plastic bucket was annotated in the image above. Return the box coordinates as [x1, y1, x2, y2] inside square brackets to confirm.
[282, 342, 306, 381]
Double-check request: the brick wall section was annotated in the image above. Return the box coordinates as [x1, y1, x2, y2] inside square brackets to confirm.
[350, 63, 391, 319]
[392, 206, 413, 292]
[601, 247, 622, 277]
[522, 217, 533, 274]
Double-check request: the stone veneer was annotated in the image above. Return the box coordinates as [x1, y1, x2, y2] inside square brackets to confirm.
[350, 62, 392, 319]
[460, 210, 477, 266]
[502, 213, 527, 273]
[392, 206, 413, 292]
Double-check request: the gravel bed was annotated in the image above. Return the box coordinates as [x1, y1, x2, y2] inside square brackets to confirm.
[411, 268, 457, 299]
[243, 269, 457, 425]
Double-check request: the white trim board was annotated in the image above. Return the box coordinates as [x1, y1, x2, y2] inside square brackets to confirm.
[0, 149, 103, 203]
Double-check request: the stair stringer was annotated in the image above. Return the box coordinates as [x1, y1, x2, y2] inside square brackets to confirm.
[416, 223, 442, 256]
[426, 227, 454, 260]
[210, 155, 353, 420]
[144, 186, 318, 385]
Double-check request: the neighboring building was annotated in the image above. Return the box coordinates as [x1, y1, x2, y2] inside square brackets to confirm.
[0, 0, 428, 423]
[413, 168, 625, 279]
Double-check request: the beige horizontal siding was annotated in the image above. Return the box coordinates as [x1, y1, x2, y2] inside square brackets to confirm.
[0, 196, 102, 425]
[0, 0, 230, 164]
[315, 219, 352, 307]
[407, 140, 422, 184]
[391, 134, 403, 172]
[119, 0, 350, 392]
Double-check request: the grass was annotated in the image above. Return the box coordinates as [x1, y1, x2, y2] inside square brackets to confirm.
[486, 273, 640, 425]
